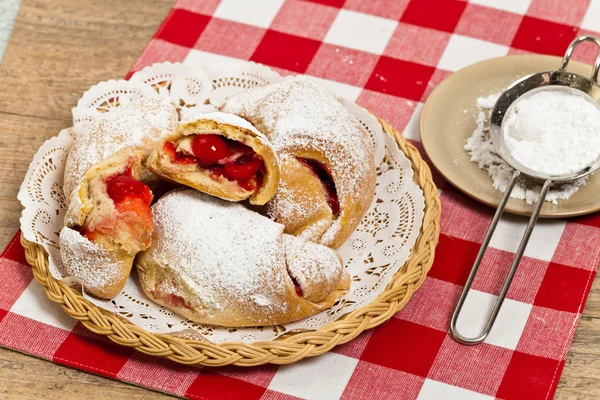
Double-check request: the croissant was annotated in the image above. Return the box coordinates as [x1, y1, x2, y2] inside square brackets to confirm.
[60, 96, 177, 298]
[136, 189, 350, 327]
[221, 77, 376, 248]
[146, 112, 280, 205]
[60, 147, 153, 298]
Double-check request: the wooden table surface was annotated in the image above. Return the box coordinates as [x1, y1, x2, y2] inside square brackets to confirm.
[0, 1, 599, 398]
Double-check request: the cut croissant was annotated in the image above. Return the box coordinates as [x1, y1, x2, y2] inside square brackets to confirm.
[146, 112, 280, 205]
[136, 189, 350, 327]
[60, 96, 177, 299]
[60, 147, 154, 298]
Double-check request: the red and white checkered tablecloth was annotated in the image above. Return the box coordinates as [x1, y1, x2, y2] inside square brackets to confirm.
[3, 0, 600, 399]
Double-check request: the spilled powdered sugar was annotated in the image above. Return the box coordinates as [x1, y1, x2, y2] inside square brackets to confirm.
[465, 93, 588, 204]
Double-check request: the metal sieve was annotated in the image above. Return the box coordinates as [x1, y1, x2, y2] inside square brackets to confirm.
[450, 35, 600, 345]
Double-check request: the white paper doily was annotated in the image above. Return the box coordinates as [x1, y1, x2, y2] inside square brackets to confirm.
[19, 61, 425, 344]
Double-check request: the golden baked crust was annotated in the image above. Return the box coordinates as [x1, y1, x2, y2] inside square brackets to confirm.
[146, 112, 280, 205]
[136, 190, 350, 327]
[221, 77, 376, 248]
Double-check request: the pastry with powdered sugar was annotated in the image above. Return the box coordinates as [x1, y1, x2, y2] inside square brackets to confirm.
[136, 190, 350, 327]
[221, 76, 376, 249]
[60, 96, 178, 298]
[146, 112, 280, 205]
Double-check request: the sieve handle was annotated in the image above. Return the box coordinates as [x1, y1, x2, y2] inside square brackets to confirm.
[560, 35, 600, 83]
[450, 172, 552, 345]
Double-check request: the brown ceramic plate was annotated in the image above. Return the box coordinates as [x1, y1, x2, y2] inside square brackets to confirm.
[421, 54, 600, 218]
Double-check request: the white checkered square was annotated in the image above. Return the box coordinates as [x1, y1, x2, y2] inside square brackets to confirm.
[214, 0, 285, 28]
[418, 379, 494, 400]
[438, 34, 509, 72]
[324, 9, 397, 55]
[488, 214, 566, 261]
[307, 76, 362, 102]
[455, 289, 532, 350]
[403, 102, 424, 142]
[268, 352, 358, 399]
[10, 280, 78, 331]
[184, 49, 247, 70]
[581, 0, 600, 31]
[469, 0, 532, 15]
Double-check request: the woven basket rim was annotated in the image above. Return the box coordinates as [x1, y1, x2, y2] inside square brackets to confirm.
[21, 117, 441, 367]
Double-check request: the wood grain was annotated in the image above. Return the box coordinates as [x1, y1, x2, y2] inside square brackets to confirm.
[0, 0, 599, 398]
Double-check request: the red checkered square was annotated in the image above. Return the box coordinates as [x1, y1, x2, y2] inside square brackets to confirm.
[332, 330, 372, 358]
[396, 278, 461, 331]
[195, 18, 266, 59]
[572, 211, 600, 229]
[552, 222, 600, 270]
[251, 30, 321, 73]
[429, 336, 513, 395]
[271, 0, 339, 41]
[534, 262, 594, 313]
[384, 23, 451, 67]
[356, 89, 417, 132]
[438, 188, 492, 243]
[342, 361, 425, 399]
[0, 313, 69, 359]
[117, 353, 200, 397]
[186, 372, 267, 400]
[421, 67, 452, 100]
[156, 9, 211, 48]
[306, 44, 379, 87]
[131, 39, 190, 73]
[365, 56, 435, 101]
[518, 306, 578, 360]
[427, 234, 479, 286]
[471, 250, 549, 304]
[343, 0, 411, 20]
[455, 4, 522, 46]
[176, 0, 222, 15]
[220, 365, 279, 387]
[401, 0, 467, 33]
[361, 319, 446, 377]
[53, 331, 133, 378]
[527, 0, 590, 26]
[261, 391, 303, 400]
[304, 0, 345, 7]
[496, 351, 564, 400]
[1, 233, 27, 264]
[0, 309, 6, 324]
[511, 16, 579, 56]
[576, 29, 600, 64]
[0, 259, 33, 310]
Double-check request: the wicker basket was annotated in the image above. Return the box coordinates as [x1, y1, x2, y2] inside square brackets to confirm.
[20, 118, 441, 367]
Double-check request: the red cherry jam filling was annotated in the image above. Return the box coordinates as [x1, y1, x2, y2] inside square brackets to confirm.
[287, 268, 304, 297]
[164, 134, 265, 191]
[81, 170, 154, 242]
[298, 158, 340, 215]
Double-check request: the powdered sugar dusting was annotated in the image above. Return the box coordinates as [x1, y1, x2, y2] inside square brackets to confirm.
[64, 96, 177, 200]
[222, 76, 376, 244]
[465, 92, 588, 204]
[141, 190, 289, 312]
[59, 226, 121, 291]
[284, 234, 343, 301]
